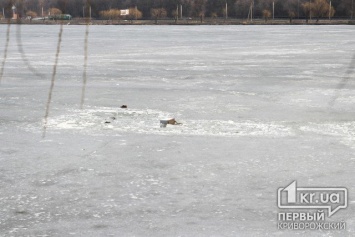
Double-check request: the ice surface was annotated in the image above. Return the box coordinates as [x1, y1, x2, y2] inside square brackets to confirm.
[0, 25, 354, 236]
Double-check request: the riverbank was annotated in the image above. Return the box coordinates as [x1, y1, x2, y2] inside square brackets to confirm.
[1, 18, 355, 25]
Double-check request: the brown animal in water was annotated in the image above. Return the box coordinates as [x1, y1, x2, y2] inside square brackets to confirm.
[160, 118, 182, 127]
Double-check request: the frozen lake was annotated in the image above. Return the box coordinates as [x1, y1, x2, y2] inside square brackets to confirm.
[0, 25, 354, 236]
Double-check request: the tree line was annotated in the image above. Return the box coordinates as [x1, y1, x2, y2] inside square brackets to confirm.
[0, 0, 354, 20]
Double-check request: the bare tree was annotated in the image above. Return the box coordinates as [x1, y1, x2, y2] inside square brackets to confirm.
[302, 1, 311, 23]
[234, 0, 252, 19]
[311, 0, 335, 22]
[210, 12, 217, 18]
[172, 9, 178, 23]
[150, 8, 167, 24]
[303, 0, 335, 22]
[99, 9, 120, 20]
[26, 10, 37, 18]
[262, 9, 271, 22]
[49, 7, 62, 15]
[336, 0, 354, 19]
[288, 10, 296, 23]
[193, 0, 206, 20]
[128, 7, 142, 23]
[283, 0, 299, 18]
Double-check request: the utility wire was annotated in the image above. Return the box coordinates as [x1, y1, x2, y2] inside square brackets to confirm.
[16, 22, 45, 78]
[42, 24, 64, 138]
[80, 18, 90, 109]
[0, 21, 11, 84]
[328, 54, 355, 107]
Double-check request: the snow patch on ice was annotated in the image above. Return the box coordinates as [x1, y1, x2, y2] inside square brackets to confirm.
[300, 122, 355, 148]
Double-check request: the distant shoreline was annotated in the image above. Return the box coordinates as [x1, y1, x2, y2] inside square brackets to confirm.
[1, 18, 355, 26]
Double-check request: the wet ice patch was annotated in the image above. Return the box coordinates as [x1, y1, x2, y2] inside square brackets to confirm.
[43, 106, 293, 137]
